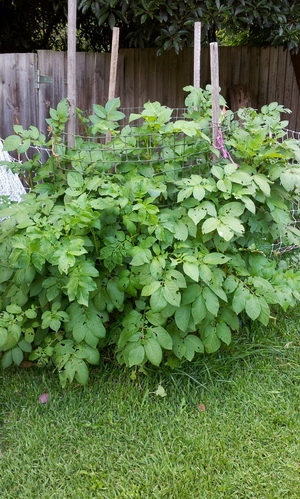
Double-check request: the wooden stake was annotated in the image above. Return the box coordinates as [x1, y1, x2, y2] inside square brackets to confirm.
[106, 27, 120, 146]
[67, 0, 77, 148]
[108, 27, 120, 101]
[193, 22, 201, 88]
[210, 42, 220, 160]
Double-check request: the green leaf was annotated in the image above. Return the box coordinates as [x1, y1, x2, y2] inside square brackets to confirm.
[241, 196, 256, 214]
[216, 322, 232, 345]
[153, 327, 172, 350]
[18, 339, 32, 352]
[174, 222, 189, 241]
[144, 338, 163, 366]
[220, 216, 244, 234]
[193, 185, 205, 201]
[0, 327, 8, 348]
[253, 174, 271, 196]
[191, 294, 207, 324]
[202, 253, 230, 265]
[75, 344, 100, 365]
[150, 287, 168, 312]
[182, 284, 202, 305]
[25, 308, 37, 319]
[146, 310, 166, 326]
[105, 97, 121, 115]
[11, 346, 24, 365]
[177, 187, 193, 202]
[4, 324, 21, 350]
[74, 360, 89, 385]
[217, 223, 234, 241]
[73, 323, 86, 343]
[224, 275, 239, 294]
[183, 335, 204, 360]
[6, 304, 22, 314]
[130, 247, 151, 266]
[175, 305, 191, 332]
[141, 281, 161, 296]
[202, 217, 219, 234]
[84, 329, 98, 348]
[188, 207, 206, 225]
[203, 288, 219, 316]
[0, 266, 13, 284]
[217, 179, 232, 193]
[280, 171, 295, 191]
[3, 135, 22, 151]
[1, 350, 13, 368]
[232, 285, 249, 314]
[25, 328, 35, 343]
[245, 295, 261, 320]
[219, 202, 245, 217]
[229, 170, 252, 185]
[107, 279, 124, 309]
[199, 264, 212, 284]
[162, 280, 181, 307]
[203, 328, 221, 353]
[183, 262, 199, 282]
[67, 172, 84, 189]
[50, 318, 61, 332]
[128, 344, 145, 367]
[154, 385, 167, 397]
[220, 308, 239, 330]
[257, 297, 270, 326]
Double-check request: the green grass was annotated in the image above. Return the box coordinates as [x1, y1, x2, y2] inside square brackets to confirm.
[1, 309, 300, 498]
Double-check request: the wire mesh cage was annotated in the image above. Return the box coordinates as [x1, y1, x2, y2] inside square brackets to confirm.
[1, 106, 300, 257]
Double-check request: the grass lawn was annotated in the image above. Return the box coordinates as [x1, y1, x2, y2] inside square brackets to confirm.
[1, 308, 300, 498]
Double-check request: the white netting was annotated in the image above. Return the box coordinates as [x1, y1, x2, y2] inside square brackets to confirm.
[0, 140, 26, 202]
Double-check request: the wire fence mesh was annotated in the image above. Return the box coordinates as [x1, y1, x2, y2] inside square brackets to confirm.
[1, 109, 300, 257]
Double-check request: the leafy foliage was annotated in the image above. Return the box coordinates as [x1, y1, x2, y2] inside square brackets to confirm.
[1, 89, 300, 386]
[78, 0, 300, 53]
[1, 1, 299, 53]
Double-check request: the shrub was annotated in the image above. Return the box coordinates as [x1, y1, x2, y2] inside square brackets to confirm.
[1, 87, 300, 386]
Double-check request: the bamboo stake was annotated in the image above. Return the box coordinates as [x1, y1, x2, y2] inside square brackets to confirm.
[210, 42, 220, 161]
[193, 22, 201, 88]
[67, 0, 77, 148]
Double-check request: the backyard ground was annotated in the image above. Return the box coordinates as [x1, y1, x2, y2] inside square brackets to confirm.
[1, 306, 300, 499]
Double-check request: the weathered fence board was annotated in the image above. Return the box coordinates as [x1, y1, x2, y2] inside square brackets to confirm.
[0, 53, 37, 137]
[0, 46, 299, 140]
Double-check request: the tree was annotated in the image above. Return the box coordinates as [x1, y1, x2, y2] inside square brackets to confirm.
[0, 0, 299, 53]
[0, 0, 106, 53]
[79, 0, 300, 53]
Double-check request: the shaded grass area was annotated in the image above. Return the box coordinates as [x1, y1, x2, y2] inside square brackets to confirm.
[1, 309, 300, 498]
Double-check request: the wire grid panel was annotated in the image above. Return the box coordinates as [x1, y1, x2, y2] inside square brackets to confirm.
[60, 129, 209, 181]
[2, 111, 300, 256]
[269, 127, 300, 255]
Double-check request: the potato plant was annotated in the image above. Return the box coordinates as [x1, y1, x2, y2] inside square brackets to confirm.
[1, 87, 300, 386]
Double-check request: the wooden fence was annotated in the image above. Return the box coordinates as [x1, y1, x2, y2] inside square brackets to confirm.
[0, 46, 299, 139]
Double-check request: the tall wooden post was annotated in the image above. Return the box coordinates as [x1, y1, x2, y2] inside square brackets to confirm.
[108, 27, 120, 101]
[67, 0, 77, 148]
[210, 42, 220, 160]
[106, 28, 120, 146]
[193, 22, 201, 88]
